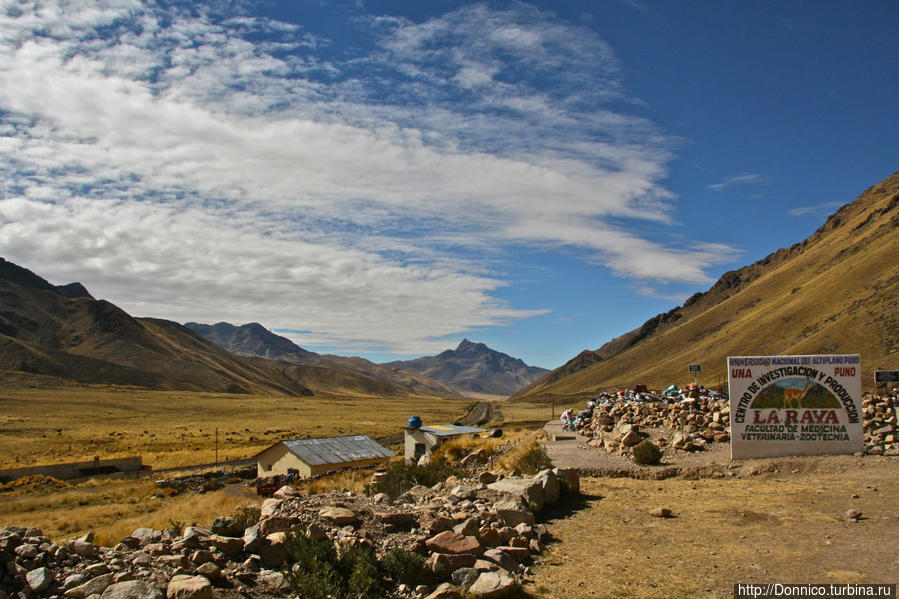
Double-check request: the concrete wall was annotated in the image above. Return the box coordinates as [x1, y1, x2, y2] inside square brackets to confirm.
[404, 429, 452, 463]
[0, 456, 146, 483]
[256, 444, 311, 478]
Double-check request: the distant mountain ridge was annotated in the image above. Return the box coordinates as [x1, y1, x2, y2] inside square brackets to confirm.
[387, 338, 549, 396]
[184, 322, 316, 362]
[0, 259, 451, 398]
[184, 321, 462, 398]
[516, 170, 899, 398]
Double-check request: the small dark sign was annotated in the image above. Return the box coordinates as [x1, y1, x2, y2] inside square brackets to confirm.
[875, 370, 899, 383]
[689, 364, 702, 372]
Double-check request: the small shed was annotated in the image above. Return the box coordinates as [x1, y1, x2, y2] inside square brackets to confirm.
[255, 435, 394, 478]
[404, 423, 486, 464]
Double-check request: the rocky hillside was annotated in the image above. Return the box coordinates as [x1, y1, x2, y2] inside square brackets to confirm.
[388, 339, 548, 397]
[517, 170, 899, 399]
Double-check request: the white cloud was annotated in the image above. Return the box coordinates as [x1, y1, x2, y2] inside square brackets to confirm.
[789, 201, 843, 217]
[707, 173, 767, 191]
[0, 1, 739, 353]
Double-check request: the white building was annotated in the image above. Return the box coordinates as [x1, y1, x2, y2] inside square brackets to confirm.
[403, 423, 485, 464]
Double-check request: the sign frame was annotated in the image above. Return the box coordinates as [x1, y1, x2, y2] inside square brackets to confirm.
[727, 354, 863, 460]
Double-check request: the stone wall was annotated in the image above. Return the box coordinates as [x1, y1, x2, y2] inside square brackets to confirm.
[0, 457, 146, 484]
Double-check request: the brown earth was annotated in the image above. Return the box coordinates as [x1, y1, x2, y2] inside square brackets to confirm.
[527, 446, 899, 599]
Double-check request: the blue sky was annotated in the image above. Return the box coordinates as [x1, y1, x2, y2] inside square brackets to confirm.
[0, 1, 896, 369]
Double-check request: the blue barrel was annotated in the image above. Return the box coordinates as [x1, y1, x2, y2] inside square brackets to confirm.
[407, 416, 422, 429]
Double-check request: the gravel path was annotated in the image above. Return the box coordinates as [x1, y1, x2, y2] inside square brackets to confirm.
[542, 419, 732, 478]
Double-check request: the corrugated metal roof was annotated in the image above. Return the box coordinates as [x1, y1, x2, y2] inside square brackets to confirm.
[281, 435, 394, 466]
[419, 424, 486, 437]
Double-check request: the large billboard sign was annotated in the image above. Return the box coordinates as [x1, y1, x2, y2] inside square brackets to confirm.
[728, 354, 863, 459]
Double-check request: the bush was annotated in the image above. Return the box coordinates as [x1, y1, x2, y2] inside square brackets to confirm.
[495, 436, 553, 475]
[230, 504, 261, 531]
[284, 533, 384, 599]
[632, 440, 662, 465]
[381, 548, 431, 587]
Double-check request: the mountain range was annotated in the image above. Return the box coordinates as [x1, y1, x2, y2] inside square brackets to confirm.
[0, 261, 459, 397]
[516, 170, 899, 399]
[386, 339, 549, 396]
[182, 322, 548, 397]
[183, 321, 462, 398]
[0, 260, 543, 397]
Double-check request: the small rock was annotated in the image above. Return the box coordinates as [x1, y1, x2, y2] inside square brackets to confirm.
[207, 534, 243, 557]
[306, 522, 328, 541]
[425, 531, 481, 555]
[649, 507, 673, 518]
[256, 571, 290, 594]
[259, 498, 282, 518]
[194, 563, 221, 582]
[272, 485, 299, 499]
[319, 506, 357, 526]
[166, 575, 213, 599]
[845, 509, 862, 522]
[66, 573, 115, 599]
[478, 472, 498, 485]
[425, 582, 463, 599]
[100, 580, 163, 599]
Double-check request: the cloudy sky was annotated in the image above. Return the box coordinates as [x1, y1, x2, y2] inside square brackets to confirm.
[1, 1, 896, 369]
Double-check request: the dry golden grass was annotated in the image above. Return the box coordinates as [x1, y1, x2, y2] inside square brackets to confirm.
[0, 385, 469, 470]
[529, 458, 899, 599]
[0, 476, 257, 545]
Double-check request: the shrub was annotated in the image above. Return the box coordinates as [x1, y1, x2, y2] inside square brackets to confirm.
[495, 435, 553, 475]
[230, 504, 261, 531]
[632, 440, 662, 465]
[381, 548, 431, 587]
[284, 533, 385, 599]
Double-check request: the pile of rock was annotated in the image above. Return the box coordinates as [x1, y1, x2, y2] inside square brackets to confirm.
[0, 468, 579, 599]
[862, 394, 897, 455]
[584, 399, 730, 456]
[580, 393, 896, 457]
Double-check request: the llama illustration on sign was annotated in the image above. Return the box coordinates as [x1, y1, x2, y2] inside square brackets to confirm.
[749, 377, 841, 410]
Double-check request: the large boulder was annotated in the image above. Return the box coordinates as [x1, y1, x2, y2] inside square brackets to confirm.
[487, 479, 544, 512]
[535, 470, 560, 506]
[553, 468, 580, 495]
[491, 501, 535, 527]
[468, 572, 516, 599]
